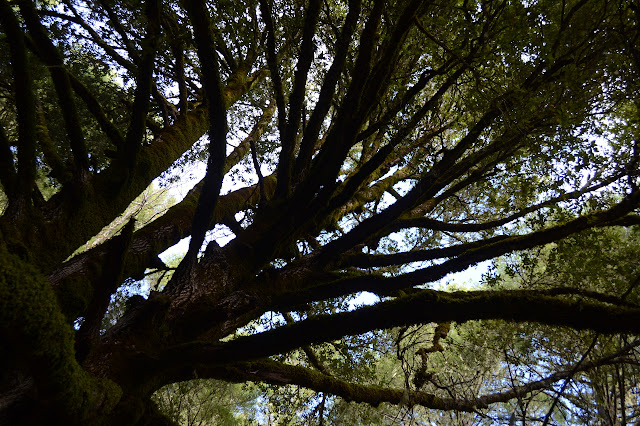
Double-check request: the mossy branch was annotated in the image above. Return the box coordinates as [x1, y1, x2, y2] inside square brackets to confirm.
[168, 288, 640, 371]
[19, 0, 90, 179]
[120, 0, 161, 172]
[1, 0, 37, 206]
[168, 340, 640, 412]
[0, 121, 17, 198]
[0, 247, 121, 421]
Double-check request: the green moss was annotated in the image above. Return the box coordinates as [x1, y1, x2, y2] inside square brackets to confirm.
[0, 246, 122, 420]
[55, 275, 94, 322]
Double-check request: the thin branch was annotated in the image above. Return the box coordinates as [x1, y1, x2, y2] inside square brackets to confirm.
[282, 312, 332, 375]
[388, 171, 627, 234]
[315, 105, 502, 265]
[542, 334, 598, 425]
[67, 73, 125, 147]
[342, 194, 640, 272]
[47, 5, 135, 72]
[95, 0, 141, 63]
[250, 136, 266, 206]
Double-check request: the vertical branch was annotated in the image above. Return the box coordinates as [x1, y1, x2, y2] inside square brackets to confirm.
[298, 0, 385, 196]
[259, 0, 287, 147]
[0, 0, 36, 205]
[121, 0, 161, 171]
[275, 0, 322, 199]
[0, 123, 17, 199]
[294, 0, 362, 180]
[18, 0, 90, 180]
[179, 0, 228, 264]
[35, 103, 72, 183]
[173, 42, 189, 115]
[250, 138, 266, 207]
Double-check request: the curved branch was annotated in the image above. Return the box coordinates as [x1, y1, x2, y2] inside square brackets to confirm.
[165, 338, 640, 412]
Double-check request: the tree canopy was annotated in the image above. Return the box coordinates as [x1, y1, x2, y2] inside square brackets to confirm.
[1, 0, 639, 423]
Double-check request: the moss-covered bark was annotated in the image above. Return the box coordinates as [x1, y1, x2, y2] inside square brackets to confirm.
[0, 246, 121, 423]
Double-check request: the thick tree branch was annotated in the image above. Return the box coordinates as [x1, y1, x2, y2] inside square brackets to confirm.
[189, 342, 639, 413]
[18, 0, 90, 180]
[0, 247, 122, 421]
[259, 0, 287, 142]
[165, 289, 640, 372]
[294, 0, 362, 179]
[1, 0, 37, 206]
[177, 0, 228, 269]
[75, 219, 136, 362]
[0, 118, 17, 199]
[35, 102, 72, 183]
[274, 0, 322, 198]
[120, 0, 161, 172]
[291, 0, 385, 203]
[48, 177, 276, 319]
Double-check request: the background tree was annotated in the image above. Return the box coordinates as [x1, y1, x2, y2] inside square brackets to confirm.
[1, 0, 640, 424]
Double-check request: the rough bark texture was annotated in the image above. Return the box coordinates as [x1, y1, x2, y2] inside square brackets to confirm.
[1, 0, 640, 423]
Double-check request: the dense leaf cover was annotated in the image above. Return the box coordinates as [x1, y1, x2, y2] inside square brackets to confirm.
[1, 0, 639, 423]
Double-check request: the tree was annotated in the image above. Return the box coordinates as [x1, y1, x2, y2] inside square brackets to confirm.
[1, 0, 639, 423]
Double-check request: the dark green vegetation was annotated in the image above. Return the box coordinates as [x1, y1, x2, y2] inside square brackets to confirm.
[1, 0, 640, 423]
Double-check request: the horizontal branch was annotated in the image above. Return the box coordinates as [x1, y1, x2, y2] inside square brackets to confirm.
[338, 195, 640, 274]
[165, 287, 640, 370]
[191, 342, 638, 412]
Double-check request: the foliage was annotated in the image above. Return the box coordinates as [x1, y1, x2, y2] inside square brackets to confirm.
[1, 0, 640, 424]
